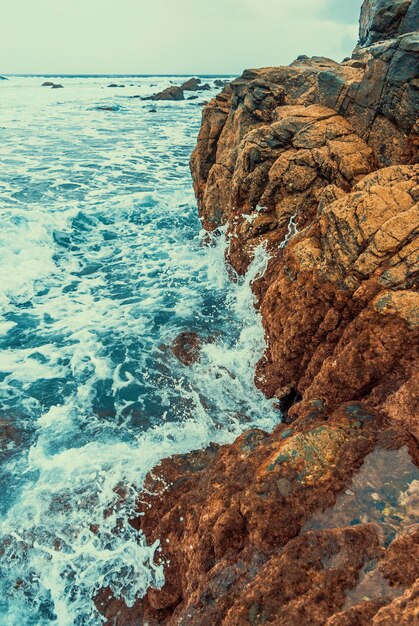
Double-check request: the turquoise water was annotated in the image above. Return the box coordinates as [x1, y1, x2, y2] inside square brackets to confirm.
[0, 76, 278, 624]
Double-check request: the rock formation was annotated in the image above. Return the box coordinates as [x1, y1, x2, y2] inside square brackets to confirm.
[144, 78, 212, 101]
[181, 77, 202, 91]
[100, 1, 418, 624]
[143, 85, 185, 101]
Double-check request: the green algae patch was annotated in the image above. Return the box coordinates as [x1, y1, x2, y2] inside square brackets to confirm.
[261, 425, 349, 483]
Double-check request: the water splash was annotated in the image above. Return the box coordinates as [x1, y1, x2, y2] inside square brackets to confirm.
[279, 212, 298, 249]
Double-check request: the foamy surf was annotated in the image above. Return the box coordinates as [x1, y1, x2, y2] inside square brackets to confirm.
[0, 75, 278, 625]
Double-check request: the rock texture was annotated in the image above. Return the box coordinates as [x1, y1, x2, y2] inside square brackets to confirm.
[100, 1, 418, 624]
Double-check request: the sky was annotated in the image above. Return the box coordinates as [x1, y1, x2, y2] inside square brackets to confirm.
[1, 0, 362, 75]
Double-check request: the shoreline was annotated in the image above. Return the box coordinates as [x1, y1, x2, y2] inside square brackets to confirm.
[100, 1, 419, 623]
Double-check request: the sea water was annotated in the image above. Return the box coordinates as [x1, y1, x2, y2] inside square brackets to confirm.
[0, 76, 279, 625]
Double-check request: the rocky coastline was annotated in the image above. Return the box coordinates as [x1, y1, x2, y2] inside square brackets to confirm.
[99, 1, 418, 624]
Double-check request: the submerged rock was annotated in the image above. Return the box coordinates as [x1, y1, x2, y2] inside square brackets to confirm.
[42, 81, 54, 86]
[51, 83, 64, 89]
[170, 331, 203, 365]
[95, 105, 120, 111]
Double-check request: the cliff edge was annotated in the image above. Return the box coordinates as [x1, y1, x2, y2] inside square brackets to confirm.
[100, 1, 419, 624]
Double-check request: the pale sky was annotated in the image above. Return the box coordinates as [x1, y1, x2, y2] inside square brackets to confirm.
[2, 0, 361, 74]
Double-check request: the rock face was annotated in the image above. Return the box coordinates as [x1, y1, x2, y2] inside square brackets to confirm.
[100, 2, 418, 624]
[358, 0, 419, 46]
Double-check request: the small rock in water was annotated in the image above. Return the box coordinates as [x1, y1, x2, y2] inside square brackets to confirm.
[42, 81, 54, 86]
[96, 105, 120, 111]
[52, 83, 64, 89]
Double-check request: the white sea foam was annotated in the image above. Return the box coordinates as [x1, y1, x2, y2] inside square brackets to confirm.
[0, 75, 278, 625]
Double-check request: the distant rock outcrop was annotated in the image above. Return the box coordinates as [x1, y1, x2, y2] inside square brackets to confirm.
[143, 85, 185, 101]
[43, 82, 64, 89]
[143, 78, 213, 101]
[181, 77, 202, 91]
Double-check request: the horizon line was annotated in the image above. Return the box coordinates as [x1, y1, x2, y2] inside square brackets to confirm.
[1, 73, 238, 77]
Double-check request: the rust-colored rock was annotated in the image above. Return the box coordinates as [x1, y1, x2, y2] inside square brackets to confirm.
[256, 164, 419, 432]
[100, 1, 418, 624]
[170, 331, 203, 365]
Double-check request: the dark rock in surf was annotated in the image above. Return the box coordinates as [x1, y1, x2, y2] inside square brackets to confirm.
[96, 105, 120, 111]
[52, 84, 64, 89]
[143, 85, 185, 101]
[42, 81, 54, 86]
[180, 77, 202, 91]
[0, 418, 21, 461]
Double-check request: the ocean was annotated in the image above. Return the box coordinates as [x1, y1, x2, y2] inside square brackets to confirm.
[0, 75, 278, 625]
